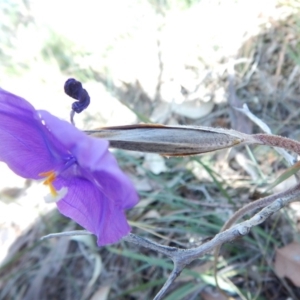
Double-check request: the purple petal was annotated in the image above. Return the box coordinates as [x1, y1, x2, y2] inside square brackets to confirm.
[39, 110, 109, 161]
[92, 151, 139, 209]
[0, 90, 65, 178]
[40, 109, 139, 209]
[55, 175, 132, 246]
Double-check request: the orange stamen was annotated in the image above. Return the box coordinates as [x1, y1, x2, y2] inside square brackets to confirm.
[39, 170, 58, 196]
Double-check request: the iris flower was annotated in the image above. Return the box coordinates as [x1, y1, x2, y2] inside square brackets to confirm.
[0, 88, 139, 246]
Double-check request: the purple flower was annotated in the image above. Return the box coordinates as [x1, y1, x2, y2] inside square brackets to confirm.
[0, 88, 139, 246]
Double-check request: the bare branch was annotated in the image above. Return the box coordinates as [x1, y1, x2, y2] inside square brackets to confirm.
[126, 182, 300, 299]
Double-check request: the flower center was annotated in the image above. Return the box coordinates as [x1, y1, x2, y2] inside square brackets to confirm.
[39, 157, 76, 202]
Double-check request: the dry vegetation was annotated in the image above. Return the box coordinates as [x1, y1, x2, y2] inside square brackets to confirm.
[1, 0, 300, 299]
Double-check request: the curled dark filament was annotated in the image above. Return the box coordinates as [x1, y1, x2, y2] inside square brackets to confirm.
[64, 78, 90, 125]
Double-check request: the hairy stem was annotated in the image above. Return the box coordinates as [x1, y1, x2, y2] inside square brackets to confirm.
[254, 133, 300, 156]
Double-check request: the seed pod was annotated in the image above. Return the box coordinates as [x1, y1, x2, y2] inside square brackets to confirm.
[86, 124, 260, 156]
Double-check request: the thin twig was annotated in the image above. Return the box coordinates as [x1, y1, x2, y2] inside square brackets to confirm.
[41, 230, 91, 241]
[213, 180, 300, 295]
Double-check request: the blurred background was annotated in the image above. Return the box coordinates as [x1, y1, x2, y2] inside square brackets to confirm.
[1, 0, 300, 299]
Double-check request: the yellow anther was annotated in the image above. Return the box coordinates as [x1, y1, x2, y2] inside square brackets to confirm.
[39, 170, 57, 196]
